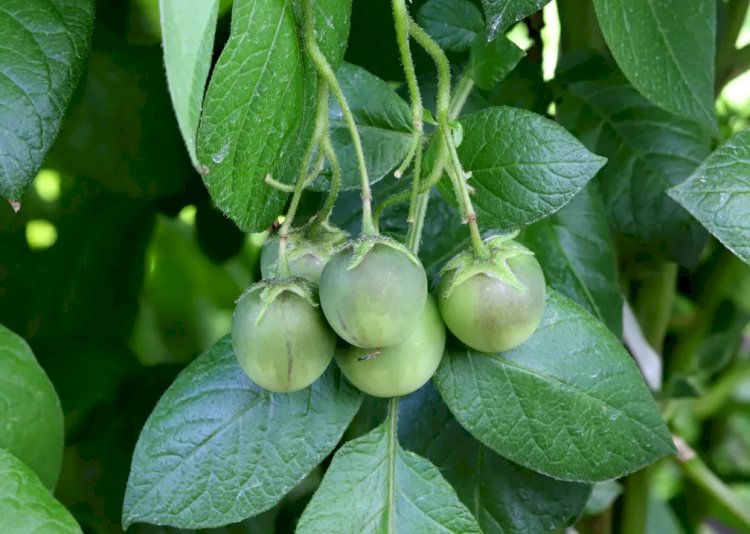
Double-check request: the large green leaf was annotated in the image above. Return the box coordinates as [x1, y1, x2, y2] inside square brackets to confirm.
[558, 79, 710, 266]
[418, 0, 484, 52]
[522, 183, 622, 337]
[297, 409, 481, 533]
[434, 290, 675, 482]
[122, 336, 361, 529]
[592, 0, 716, 130]
[0, 449, 80, 533]
[0, 324, 63, 490]
[669, 128, 750, 266]
[318, 62, 413, 191]
[448, 107, 606, 230]
[400, 382, 592, 533]
[0, 0, 94, 201]
[160, 0, 219, 171]
[480, 0, 551, 40]
[197, 0, 304, 232]
[471, 36, 525, 91]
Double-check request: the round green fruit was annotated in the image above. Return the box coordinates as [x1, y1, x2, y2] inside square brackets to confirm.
[260, 223, 347, 283]
[438, 236, 545, 353]
[335, 295, 445, 398]
[231, 279, 335, 392]
[319, 237, 428, 348]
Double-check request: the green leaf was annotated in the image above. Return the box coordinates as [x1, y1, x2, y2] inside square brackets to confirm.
[418, 0, 484, 52]
[0, 449, 80, 534]
[400, 382, 592, 533]
[318, 62, 413, 191]
[122, 336, 361, 529]
[0, 0, 94, 201]
[304, 0, 353, 70]
[522, 183, 623, 337]
[160, 0, 219, 172]
[0, 324, 63, 490]
[297, 410, 481, 533]
[592, 0, 716, 131]
[471, 36, 526, 90]
[480, 0, 551, 40]
[669, 128, 750, 266]
[448, 107, 606, 229]
[197, 0, 305, 232]
[434, 290, 675, 482]
[558, 79, 710, 266]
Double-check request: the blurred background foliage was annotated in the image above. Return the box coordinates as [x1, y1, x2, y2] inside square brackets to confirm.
[1, 0, 750, 532]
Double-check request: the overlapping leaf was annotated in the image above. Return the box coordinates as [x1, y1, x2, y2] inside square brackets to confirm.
[122, 336, 361, 529]
[0, 0, 94, 201]
[669, 128, 750, 265]
[592, 0, 716, 130]
[297, 412, 481, 533]
[480, 0, 551, 40]
[522, 183, 622, 337]
[434, 290, 675, 482]
[0, 324, 63, 490]
[558, 79, 710, 266]
[0, 449, 80, 533]
[448, 107, 606, 229]
[400, 383, 592, 533]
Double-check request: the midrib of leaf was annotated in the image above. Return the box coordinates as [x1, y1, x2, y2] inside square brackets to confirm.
[478, 350, 670, 445]
[125, 389, 270, 518]
[642, 0, 713, 127]
[386, 399, 398, 533]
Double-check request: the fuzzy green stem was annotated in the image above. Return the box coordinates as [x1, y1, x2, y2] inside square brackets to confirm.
[318, 132, 341, 222]
[277, 83, 328, 276]
[449, 71, 475, 121]
[673, 436, 750, 530]
[407, 15, 489, 259]
[303, 0, 374, 235]
[385, 397, 399, 529]
[407, 192, 430, 255]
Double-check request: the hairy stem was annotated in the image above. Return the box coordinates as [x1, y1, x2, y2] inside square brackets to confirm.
[303, 0, 375, 235]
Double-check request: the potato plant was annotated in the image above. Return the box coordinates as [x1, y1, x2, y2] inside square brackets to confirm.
[2, 0, 750, 533]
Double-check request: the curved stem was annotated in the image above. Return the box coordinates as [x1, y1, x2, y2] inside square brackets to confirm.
[318, 130, 341, 222]
[406, 15, 489, 259]
[303, 0, 375, 235]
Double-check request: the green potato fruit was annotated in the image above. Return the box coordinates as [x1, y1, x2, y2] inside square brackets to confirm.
[335, 295, 445, 398]
[439, 236, 545, 353]
[319, 237, 428, 348]
[231, 279, 335, 392]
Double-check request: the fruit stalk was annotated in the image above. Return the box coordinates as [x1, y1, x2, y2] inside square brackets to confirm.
[303, 0, 376, 236]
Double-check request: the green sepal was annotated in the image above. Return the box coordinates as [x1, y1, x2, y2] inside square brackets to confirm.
[440, 231, 535, 298]
[237, 277, 320, 326]
[267, 218, 349, 266]
[338, 235, 423, 271]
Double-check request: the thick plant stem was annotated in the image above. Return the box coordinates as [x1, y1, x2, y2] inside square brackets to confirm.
[621, 260, 677, 534]
[673, 436, 750, 530]
[407, 16, 489, 259]
[277, 78, 329, 276]
[407, 192, 430, 256]
[303, 0, 375, 235]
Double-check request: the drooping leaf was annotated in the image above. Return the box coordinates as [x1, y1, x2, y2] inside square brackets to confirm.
[480, 0, 551, 40]
[297, 410, 481, 533]
[434, 290, 675, 482]
[592, 0, 716, 130]
[446, 106, 606, 230]
[669, 128, 750, 266]
[122, 336, 361, 529]
[160, 0, 219, 171]
[558, 79, 710, 266]
[318, 62, 413, 191]
[418, 0, 484, 52]
[0, 449, 80, 533]
[197, 0, 304, 232]
[522, 183, 622, 337]
[0, 0, 94, 201]
[400, 382, 592, 533]
[471, 36, 526, 90]
[0, 324, 63, 490]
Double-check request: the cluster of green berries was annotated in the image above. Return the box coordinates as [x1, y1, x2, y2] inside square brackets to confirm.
[231, 224, 546, 397]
